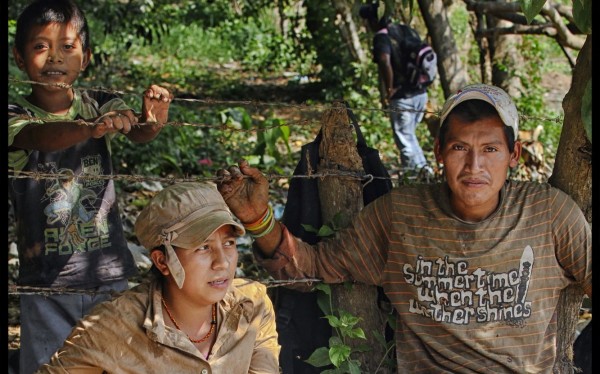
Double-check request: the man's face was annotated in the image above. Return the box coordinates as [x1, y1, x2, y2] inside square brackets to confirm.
[434, 114, 521, 222]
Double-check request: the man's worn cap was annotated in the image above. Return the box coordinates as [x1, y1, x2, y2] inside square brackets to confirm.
[134, 182, 244, 288]
[440, 84, 519, 139]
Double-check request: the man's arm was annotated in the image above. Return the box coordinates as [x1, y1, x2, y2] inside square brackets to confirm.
[551, 188, 592, 299]
[376, 51, 398, 101]
[217, 159, 390, 286]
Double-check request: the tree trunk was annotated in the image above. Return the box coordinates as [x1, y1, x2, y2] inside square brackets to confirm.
[331, 0, 368, 64]
[471, 7, 493, 84]
[549, 35, 592, 221]
[318, 103, 389, 373]
[488, 11, 525, 99]
[548, 34, 592, 374]
[417, 0, 469, 97]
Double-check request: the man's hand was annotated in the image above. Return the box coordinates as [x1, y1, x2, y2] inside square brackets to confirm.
[216, 158, 271, 224]
[387, 86, 399, 100]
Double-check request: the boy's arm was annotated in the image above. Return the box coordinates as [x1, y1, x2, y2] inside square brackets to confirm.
[10, 112, 135, 152]
[125, 84, 173, 144]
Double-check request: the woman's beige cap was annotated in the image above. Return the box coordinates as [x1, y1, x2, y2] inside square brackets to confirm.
[134, 182, 244, 288]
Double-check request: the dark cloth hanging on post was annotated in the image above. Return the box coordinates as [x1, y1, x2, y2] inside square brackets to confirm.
[273, 104, 393, 373]
[573, 320, 592, 374]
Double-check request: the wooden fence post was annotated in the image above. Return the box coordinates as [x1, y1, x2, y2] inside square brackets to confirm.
[317, 102, 390, 373]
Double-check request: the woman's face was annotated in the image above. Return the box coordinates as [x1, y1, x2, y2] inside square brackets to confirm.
[171, 225, 239, 306]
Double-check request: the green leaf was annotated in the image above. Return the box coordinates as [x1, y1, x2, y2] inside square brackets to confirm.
[582, 78, 592, 144]
[321, 369, 344, 374]
[305, 347, 333, 368]
[262, 154, 276, 167]
[241, 110, 253, 129]
[317, 291, 333, 315]
[317, 225, 335, 237]
[315, 283, 332, 296]
[301, 223, 319, 233]
[331, 212, 346, 230]
[338, 361, 351, 373]
[572, 0, 592, 34]
[348, 359, 362, 374]
[386, 313, 398, 330]
[339, 311, 362, 327]
[345, 327, 367, 340]
[329, 344, 351, 368]
[244, 155, 261, 166]
[519, 0, 547, 24]
[325, 314, 343, 328]
[329, 336, 343, 347]
[372, 330, 387, 347]
[280, 124, 290, 142]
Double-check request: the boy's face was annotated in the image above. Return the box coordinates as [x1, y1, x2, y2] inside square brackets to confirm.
[13, 21, 91, 92]
[168, 225, 239, 306]
[434, 114, 521, 222]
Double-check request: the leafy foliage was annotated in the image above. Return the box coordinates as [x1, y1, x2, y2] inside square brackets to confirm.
[306, 283, 368, 373]
[572, 0, 592, 34]
[8, 0, 573, 179]
[513, 35, 564, 156]
[519, 0, 548, 25]
[517, 0, 593, 35]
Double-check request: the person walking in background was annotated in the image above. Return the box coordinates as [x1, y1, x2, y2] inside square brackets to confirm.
[37, 182, 280, 373]
[8, 1, 172, 372]
[359, 1, 435, 177]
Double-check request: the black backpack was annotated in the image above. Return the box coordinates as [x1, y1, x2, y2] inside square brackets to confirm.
[387, 23, 437, 91]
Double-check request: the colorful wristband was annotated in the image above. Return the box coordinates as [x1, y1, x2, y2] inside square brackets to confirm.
[249, 217, 277, 239]
[244, 205, 272, 232]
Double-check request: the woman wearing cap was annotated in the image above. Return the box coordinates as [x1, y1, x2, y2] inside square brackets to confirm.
[37, 182, 280, 374]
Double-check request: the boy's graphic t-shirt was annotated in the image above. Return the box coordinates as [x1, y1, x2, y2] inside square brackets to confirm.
[8, 90, 137, 288]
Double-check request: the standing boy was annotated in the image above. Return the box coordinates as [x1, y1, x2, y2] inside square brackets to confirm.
[8, 1, 173, 373]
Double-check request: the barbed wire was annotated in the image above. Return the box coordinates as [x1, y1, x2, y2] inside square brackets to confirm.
[6, 168, 396, 184]
[8, 278, 324, 296]
[7, 111, 319, 133]
[8, 78, 558, 299]
[8, 77, 565, 124]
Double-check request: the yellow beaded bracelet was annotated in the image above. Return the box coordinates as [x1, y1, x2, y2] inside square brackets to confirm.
[244, 205, 273, 232]
[244, 205, 269, 228]
[249, 215, 277, 238]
